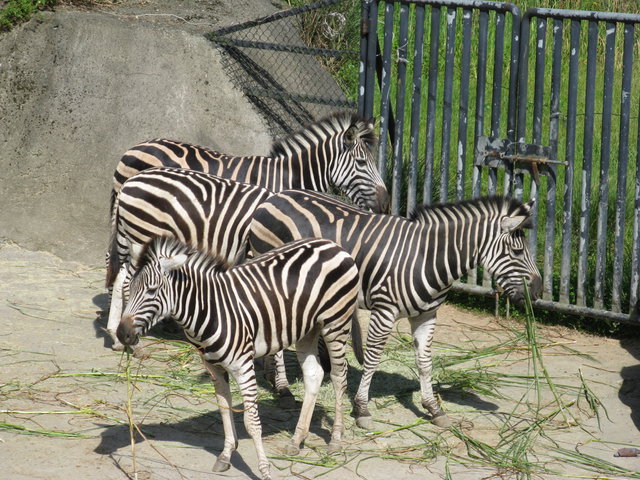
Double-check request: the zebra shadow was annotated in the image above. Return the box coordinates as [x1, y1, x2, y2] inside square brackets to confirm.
[619, 335, 640, 430]
[94, 382, 344, 480]
[275, 349, 499, 423]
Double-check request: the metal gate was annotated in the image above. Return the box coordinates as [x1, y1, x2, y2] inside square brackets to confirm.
[359, 0, 640, 323]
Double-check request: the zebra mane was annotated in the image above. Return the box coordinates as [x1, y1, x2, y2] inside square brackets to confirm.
[137, 236, 232, 274]
[409, 196, 533, 228]
[269, 111, 377, 158]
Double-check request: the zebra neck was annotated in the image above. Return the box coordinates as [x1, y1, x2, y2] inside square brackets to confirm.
[271, 149, 330, 192]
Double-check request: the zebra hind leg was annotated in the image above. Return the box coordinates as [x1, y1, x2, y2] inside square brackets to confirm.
[409, 311, 452, 428]
[286, 327, 323, 456]
[321, 327, 348, 454]
[353, 308, 398, 430]
[202, 361, 240, 474]
[265, 351, 296, 408]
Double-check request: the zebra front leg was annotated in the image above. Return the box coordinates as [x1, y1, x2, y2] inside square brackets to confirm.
[265, 351, 296, 408]
[106, 265, 128, 351]
[203, 361, 239, 474]
[353, 308, 398, 430]
[287, 329, 323, 456]
[233, 364, 272, 480]
[409, 311, 451, 428]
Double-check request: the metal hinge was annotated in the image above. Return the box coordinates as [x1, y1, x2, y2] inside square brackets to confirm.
[475, 136, 566, 183]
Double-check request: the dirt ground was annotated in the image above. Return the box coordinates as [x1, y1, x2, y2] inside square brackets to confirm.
[2, 240, 640, 480]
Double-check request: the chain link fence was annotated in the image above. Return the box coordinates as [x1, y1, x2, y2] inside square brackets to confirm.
[206, 0, 359, 137]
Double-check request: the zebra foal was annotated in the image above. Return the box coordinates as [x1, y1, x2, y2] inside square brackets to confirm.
[105, 167, 273, 349]
[117, 236, 360, 480]
[248, 192, 543, 429]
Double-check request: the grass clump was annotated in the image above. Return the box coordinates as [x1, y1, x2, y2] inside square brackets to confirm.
[0, 0, 54, 31]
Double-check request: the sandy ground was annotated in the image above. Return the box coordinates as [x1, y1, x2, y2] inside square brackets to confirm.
[1, 240, 640, 480]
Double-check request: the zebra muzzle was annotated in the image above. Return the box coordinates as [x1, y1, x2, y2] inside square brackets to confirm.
[116, 314, 140, 346]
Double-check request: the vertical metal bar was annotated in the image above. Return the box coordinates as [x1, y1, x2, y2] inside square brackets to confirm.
[504, 8, 521, 196]
[358, 0, 370, 116]
[558, 19, 581, 305]
[490, 11, 505, 138]
[391, 3, 409, 216]
[611, 23, 634, 313]
[528, 16, 547, 260]
[377, 2, 395, 182]
[576, 20, 598, 308]
[632, 93, 640, 310]
[475, 10, 490, 288]
[594, 22, 617, 311]
[423, 5, 441, 205]
[407, 4, 426, 215]
[544, 18, 562, 302]
[515, 14, 533, 200]
[456, 8, 472, 202]
[362, 0, 378, 120]
[440, 7, 457, 203]
[488, 11, 506, 196]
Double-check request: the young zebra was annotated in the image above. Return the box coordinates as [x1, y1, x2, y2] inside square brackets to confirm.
[105, 167, 273, 349]
[116, 236, 360, 480]
[111, 111, 389, 214]
[248, 192, 543, 429]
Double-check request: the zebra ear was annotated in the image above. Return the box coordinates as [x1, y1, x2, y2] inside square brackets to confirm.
[501, 215, 528, 232]
[501, 198, 536, 232]
[345, 125, 357, 144]
[159, 253, 188, 274]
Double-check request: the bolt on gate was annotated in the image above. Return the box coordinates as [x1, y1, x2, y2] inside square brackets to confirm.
[359, 0, 640, 323]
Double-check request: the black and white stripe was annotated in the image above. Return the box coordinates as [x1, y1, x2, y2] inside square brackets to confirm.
[111, 112, 389, 213]
[248, 192, 543, 428]
[116, 236, 360, 480]
[105, 167, 273, 348]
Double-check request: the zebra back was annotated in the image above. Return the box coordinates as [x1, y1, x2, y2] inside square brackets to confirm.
[248, 191, 542, 312]
[120, 236, 360, 363]
[106, 167, 272, 288]
[111, 112, 388, 213]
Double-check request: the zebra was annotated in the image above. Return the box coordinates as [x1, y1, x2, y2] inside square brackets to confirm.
[247, 191, 543, 429]
[105, 167, 273, 350]
[110, 111, 389, 214]
[116, 236, 360, 480]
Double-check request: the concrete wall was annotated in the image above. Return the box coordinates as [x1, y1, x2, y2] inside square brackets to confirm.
[0, 9, 273, 265]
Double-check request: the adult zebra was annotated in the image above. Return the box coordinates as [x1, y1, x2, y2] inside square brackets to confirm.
[110, 111, 389, 214]
[105, 167, 273, 349]
[117, 236, 360, 480]
[248, 191, 543, 429]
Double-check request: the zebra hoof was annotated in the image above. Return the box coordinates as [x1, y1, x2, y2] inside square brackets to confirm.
[355, 416, 374, 430]
[431, 412, 452, 428]
[284, 443, 300, 456]
[212, 458, 231, 472]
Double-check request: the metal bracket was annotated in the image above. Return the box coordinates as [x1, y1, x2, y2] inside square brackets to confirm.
[475, 136, 565, 183]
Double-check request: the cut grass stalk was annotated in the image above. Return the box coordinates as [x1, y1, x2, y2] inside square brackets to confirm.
[553, 447, 640, 479]
[0, 421, 90, 437]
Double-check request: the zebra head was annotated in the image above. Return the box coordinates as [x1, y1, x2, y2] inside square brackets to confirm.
[273, 112, 389, 213]
[116, 237, 190, 346]
[480, 198, 543, 305]
[331, 114, 389, 213]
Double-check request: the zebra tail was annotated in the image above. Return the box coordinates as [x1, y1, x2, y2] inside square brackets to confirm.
[105, 194, 122, 288]
[351, 309, 364, 365]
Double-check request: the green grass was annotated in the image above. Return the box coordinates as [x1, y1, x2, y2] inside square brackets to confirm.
[0, 0, 54, 30]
